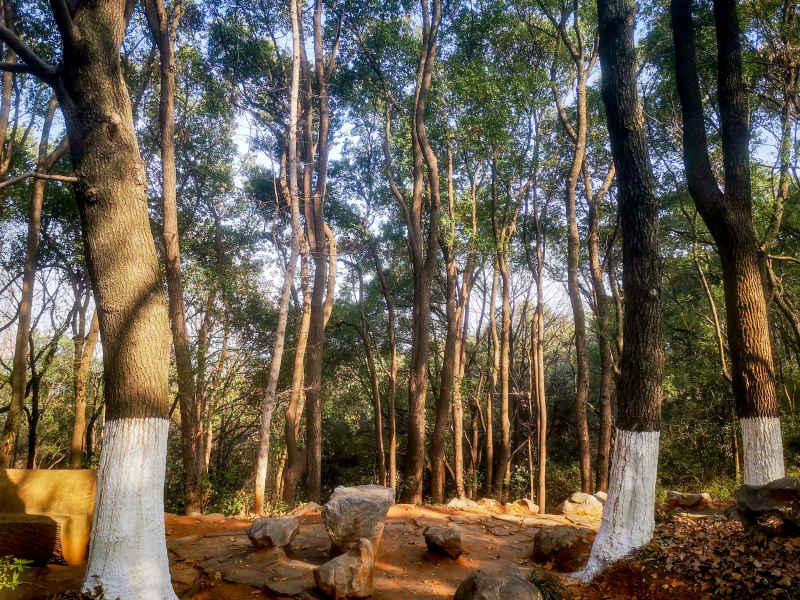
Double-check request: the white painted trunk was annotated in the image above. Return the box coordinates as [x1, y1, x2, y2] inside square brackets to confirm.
[576, 428, 659, 582]
[740, 416, 784, 486]
[82, 417, 178, 600]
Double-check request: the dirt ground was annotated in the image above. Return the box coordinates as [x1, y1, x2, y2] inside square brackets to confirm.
[13, 503, 595, 600]
[12, 502, 797, 600]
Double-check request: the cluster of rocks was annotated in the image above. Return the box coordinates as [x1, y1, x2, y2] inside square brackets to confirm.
[446, 496, 540, 514]
[245, 484, 393, 599]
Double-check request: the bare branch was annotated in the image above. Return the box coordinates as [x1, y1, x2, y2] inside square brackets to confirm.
[0, 25, 57, 82]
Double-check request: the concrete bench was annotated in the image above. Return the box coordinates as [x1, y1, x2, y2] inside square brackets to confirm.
[0, 468, 96, 565]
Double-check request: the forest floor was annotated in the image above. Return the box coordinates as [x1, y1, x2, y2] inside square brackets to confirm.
[12, 501, 800, 600]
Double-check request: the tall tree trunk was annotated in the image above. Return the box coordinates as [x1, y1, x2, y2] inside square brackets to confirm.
[283, 249, 312, 508]
[71, 309, 99, 468]
[369, 239, 397, 490]
[254, 0, 302, 514]
[393, 0, 442, 505]
[582, 0, 664, 580]
[671, 0, 784, 485]
[493, 256, 512, 499]
[587, 167, 615, 493]
[144, 0, 202, 517]
[484, 266, 500, 497]
[0, 3, 181, 595]
[0, 95, 60, 467]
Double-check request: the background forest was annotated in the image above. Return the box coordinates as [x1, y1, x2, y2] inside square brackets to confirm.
[0, 0, 798, 517]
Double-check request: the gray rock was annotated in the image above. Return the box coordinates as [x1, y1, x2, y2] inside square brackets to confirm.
[448, 497, 480, 510]
[454, 571, 543, 600]
[314, 537, 375, 599]
[424, 525, 463, 558]
[322, 485, 394, 553]
[290, 501, 322, 516]
[736, 477, 800, 536]
[665, 491, 713, 510]
[531, 525, 595, 572]
[247, 516, 300, 549]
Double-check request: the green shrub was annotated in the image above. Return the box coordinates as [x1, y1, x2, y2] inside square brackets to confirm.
[0, 555, 32, 591]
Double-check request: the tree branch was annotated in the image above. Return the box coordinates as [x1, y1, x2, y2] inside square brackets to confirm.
[0, 25, 57, 82]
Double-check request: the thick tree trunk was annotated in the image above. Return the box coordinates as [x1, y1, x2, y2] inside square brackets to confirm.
[0, 95, 59, 467]
[582, 0, 664, 580]
[71, 309, 99, 468]
[14, 4, 179, 596]
[671, 0, 784, 485]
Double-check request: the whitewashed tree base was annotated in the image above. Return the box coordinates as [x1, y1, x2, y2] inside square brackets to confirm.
[82, 417, 178, 600]
[575, 428, 659, 582]
[740, 416, 785, 486]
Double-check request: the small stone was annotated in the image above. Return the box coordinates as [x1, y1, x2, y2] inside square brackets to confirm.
[423, 525, 463, 558]
[247, 516, 300, 549]
[448, 497, 480, 510]
[665, 491, 713, 510]
[314, 537, 375, 599]
[454, 570, 543, 600]
[531, 525, 595, 572]
[204, 513, 226, 520]
[594, 491, 607, 503]
[510, 498, 540, 514]
[290, 501, 322, 516]
[322, 485, 394, 554]
[477, 498, 503, 511]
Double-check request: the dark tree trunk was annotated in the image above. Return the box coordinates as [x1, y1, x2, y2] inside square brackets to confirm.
[582, 0, 664, 580]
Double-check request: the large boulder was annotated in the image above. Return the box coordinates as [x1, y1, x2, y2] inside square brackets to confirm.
[314, 537, 375, 599]
[736, 478, 800, 536]
[322, 485, 394, 554]
[665, 491, 713, 511]
[531, 525, 595, 572]
[247, 516, 300, 549]
[424, 525, 463, 558]
[556, 492, 603, 518]
[454, 570, 543, 600]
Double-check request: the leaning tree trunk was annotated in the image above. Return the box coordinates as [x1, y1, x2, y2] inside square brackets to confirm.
[26, 4, 179, 597]
[671, 0, 784, 485]
[581, 0, 664, 580]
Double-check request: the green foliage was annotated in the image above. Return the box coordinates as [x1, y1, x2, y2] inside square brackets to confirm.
[0, 556, 32, 591]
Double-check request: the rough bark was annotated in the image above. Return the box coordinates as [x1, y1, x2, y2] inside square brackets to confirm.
[581, 0, 664, 580]
[671, 0, 784, 484]
[0, 3, 179, 595]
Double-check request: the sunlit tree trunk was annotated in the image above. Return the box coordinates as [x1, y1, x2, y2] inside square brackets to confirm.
[71, 308, 99, 469]
[671, 0, 784, 485]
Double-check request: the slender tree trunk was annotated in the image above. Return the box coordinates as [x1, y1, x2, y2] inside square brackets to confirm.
[484, 266, 500, 497]
[144, 0, 202, 517]
[493, 258, 512, 499]
[581, 0, 664, 580]
[254, 0, 302, 514]
[671, 0, 784, 485]
[71, 310, 99, 468]
[0, 96, 59, 467]
[283, 250, 312, 508]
